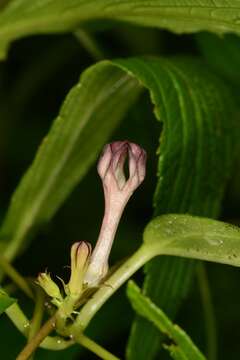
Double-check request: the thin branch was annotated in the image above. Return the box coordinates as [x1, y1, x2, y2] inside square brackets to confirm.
[6, 302, 30, 336]
[197, 262, 217, 360]
[5, 301, 73, 351]
[16, 315, 57, 360]
[0, 254, 33, 299]
[74, 29, 105, 61]
[28, 288, 45, 360]
[75, 333, 121, 360]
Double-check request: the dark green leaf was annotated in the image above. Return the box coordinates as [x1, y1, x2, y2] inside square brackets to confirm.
[196, 32, 240, 219]
[196, 32, 240, 85]
[127, 57, 237, 359]
[127, 280, 205, 360]
[1, 1, 240, 59]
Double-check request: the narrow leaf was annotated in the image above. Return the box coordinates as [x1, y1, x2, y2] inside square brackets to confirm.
[1, 1, 240, 59]
[127, 280, 205, 360]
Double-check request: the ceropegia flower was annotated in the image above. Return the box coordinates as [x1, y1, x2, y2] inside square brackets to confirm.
[67, 241, 92, 298]
[84, 141, 146, 287]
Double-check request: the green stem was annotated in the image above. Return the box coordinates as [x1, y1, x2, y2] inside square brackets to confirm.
[197, 263, 217, 360]
[0, 254, 33, 298]
[56, 295, 76, 332]
[6, 302, 30, 335]
[5, 302, 73, 351]
[28, 288, 45, 360]
[29, 289, 44, 339]
[72, 245, 154, 331]
[74, 29, 105, 60]
[16, 315, 57, 360]
[75, 333, 121, 360]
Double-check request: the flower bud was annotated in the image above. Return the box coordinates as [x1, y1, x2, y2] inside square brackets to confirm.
[84, 141, 146, 287]
[67, 241, 91, 298]
[37, 272, 62, 302]
[97, 141, 146, 197]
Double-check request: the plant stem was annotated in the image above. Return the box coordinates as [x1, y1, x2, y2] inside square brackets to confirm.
[6, 302, 30, 335]
[197, 263, 217, 360]
[74, 29, 105, 61]
[75, 333, 121, 360]
[72, 245, 154, 331]
[0, 254, 34, 298]
[28, 288, 45, 360]
[16, 315, 57, 360]
[5, 301, 73, 351]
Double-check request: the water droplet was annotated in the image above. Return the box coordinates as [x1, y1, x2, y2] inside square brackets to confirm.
[206, 237, 223, 246]
[24, 323, 30, 329]
[57, 339, 62, 344]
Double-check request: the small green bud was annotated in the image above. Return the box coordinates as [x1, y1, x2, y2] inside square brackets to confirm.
[37, 272, 62, 302]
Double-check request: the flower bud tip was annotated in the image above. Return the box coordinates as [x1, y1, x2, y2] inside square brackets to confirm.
[68, 241, 92, 297]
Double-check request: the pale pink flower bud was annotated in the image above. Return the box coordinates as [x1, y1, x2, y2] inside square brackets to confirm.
[84, 141, 146, 287]
[98, 141, 146, 196]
